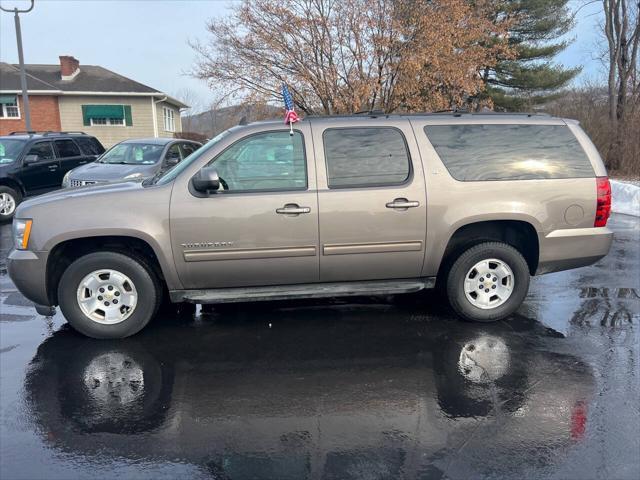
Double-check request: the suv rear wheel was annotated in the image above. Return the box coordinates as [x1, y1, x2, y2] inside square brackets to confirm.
[446, 242, 530, 322]
[58, 251, 161, 338]
[0, 186, 21, 222]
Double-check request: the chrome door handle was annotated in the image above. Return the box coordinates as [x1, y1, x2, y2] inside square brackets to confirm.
[48, 165, 58, 170]
[386, 198, 420, 209]
[276, 204, 311, 215]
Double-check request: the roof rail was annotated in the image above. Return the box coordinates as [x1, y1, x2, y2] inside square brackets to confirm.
[308, 111, 551, 119]
[354, 109, 386, 117]
[8, 130, 87, 136]
[9, 130, 40, 135]
[43, 131, 87, 136]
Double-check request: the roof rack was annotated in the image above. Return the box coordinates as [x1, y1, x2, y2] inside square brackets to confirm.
[46, 131, 87, 135]
[308, 111, 551, 119]
[8, 130, 87, 136]
[354, 109, 386, 117]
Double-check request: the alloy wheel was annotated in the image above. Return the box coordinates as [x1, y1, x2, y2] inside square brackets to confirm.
[463, 258, 514, 309]
[76, 269, 138, 324]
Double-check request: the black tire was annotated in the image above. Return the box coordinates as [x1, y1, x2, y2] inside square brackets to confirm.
[0, 185, 21, 223]
[58, 251, 162, 338]
[446, 242, 530, 322]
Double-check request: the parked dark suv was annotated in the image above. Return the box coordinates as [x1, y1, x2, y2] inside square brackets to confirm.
[0, 131, 104, 221]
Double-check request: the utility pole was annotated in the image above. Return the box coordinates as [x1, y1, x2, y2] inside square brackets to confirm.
[0, 0, 35, 131]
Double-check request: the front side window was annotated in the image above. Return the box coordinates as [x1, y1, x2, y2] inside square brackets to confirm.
[26, 142, 55, 161]
[55, 139, 81, 158]
[98, 143, 165, 165]
[163, 107, 175, 132]
[206, 131, 307, 192]
[323, 127, 411, 188]
[165, 144, 182, 162]
[0, 95, 20, 118]
[180, 142, 198, 158]
[424, 124, 594, 181]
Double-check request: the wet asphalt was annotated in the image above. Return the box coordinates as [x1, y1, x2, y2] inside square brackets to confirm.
[0, 215, 638, 480]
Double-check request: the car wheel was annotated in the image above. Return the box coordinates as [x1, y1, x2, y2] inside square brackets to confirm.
[446, 242, 530, 322]
[58, 251, 162, 338]
[0, 186, 21, 222]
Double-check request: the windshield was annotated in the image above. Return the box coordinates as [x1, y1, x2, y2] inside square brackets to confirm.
[98, 143, 165, 165]
[153, 129, 235, 185]
[0, 139, 27, 165]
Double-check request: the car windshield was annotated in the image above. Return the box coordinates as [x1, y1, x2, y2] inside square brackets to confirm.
[152, 128, 235, 186]
[98, 143, 165, 165]
[0, 139, 27, 165]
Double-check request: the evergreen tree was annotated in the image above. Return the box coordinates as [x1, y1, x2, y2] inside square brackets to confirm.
[482, 0, 581, 111]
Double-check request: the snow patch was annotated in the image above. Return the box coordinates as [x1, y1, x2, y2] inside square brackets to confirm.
[611, 180, 640, 217]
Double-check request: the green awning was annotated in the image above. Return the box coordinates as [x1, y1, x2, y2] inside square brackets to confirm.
[82, 104, 132, 126]
[82, 104, 125, 119]
[0, 95, 16, 104]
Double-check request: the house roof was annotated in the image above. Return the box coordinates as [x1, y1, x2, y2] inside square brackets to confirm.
[0, 62, 187, 108]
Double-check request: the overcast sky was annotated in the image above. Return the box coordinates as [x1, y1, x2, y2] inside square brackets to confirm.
[0, 0, 605, 113]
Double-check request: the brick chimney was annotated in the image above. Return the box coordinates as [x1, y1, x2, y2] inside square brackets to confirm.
[59, 55, 80, 80]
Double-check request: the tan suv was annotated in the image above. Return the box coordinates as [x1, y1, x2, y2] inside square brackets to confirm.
[8, 113, 613, 338]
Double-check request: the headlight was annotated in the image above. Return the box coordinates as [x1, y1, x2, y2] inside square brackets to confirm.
[13, 219, 33, 250]
[62, 171, 71, 187]
[124, 173, 143, 180]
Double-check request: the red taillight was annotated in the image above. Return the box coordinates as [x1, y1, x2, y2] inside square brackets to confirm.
[570, 401, 587, 440]
[595, 176, 611, 227]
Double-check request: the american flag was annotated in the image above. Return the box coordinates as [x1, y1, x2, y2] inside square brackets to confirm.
[282, 84, 299, 125]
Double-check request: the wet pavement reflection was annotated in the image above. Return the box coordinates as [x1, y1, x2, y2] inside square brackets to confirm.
[1, 215, 639, 479]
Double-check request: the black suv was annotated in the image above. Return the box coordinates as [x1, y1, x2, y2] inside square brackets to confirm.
[0, 131, 104, 221]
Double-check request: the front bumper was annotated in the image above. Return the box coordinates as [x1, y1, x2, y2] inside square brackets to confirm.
[7, 249, 50, 306]
[536, 227, 614, 275]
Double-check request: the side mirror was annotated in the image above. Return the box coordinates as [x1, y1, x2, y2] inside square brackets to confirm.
[24, 154, 39, 165]
[192, 167, 220, 193]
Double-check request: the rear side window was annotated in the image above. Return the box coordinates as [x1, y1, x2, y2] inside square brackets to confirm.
[323, 127, 411, 188]
[54, 139, 81, 158]
[424, 124, 594, 181]
[26, 141, 55, 160]
[74, 137, 105, 155]
[180, 142, 198, 158]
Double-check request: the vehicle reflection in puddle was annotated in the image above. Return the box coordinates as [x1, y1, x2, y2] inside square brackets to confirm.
[25, 304, 596, 479]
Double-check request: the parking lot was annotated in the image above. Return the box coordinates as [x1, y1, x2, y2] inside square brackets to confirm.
[0, 214, 638, 479]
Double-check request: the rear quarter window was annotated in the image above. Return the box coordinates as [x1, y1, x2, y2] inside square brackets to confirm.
[74, 137, 105, 156]
[424, 124, 594, 181]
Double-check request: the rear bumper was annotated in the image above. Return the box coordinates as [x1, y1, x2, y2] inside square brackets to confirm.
[7, 249, 50, 306]
[536, 227, 613, 275]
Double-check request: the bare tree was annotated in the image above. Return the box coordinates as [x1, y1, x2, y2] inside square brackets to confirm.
[190, 0, 512, 114]
[174, 87, 205, 132]
[601, 0, 639, 171]
[603, 0, 639, 123]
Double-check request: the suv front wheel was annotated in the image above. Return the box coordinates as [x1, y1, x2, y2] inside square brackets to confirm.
[58, 251, 161, 338]
[446, 242, 530, 322]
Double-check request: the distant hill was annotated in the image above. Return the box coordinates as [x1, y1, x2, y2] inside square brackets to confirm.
[182, 104, 282, 139]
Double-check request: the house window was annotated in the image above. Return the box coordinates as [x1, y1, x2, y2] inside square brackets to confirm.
[0, 95, 20, 119]
[89, 117, 125, 126]
[163, 107, 175, 132]
[82, 104, 132, 127]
